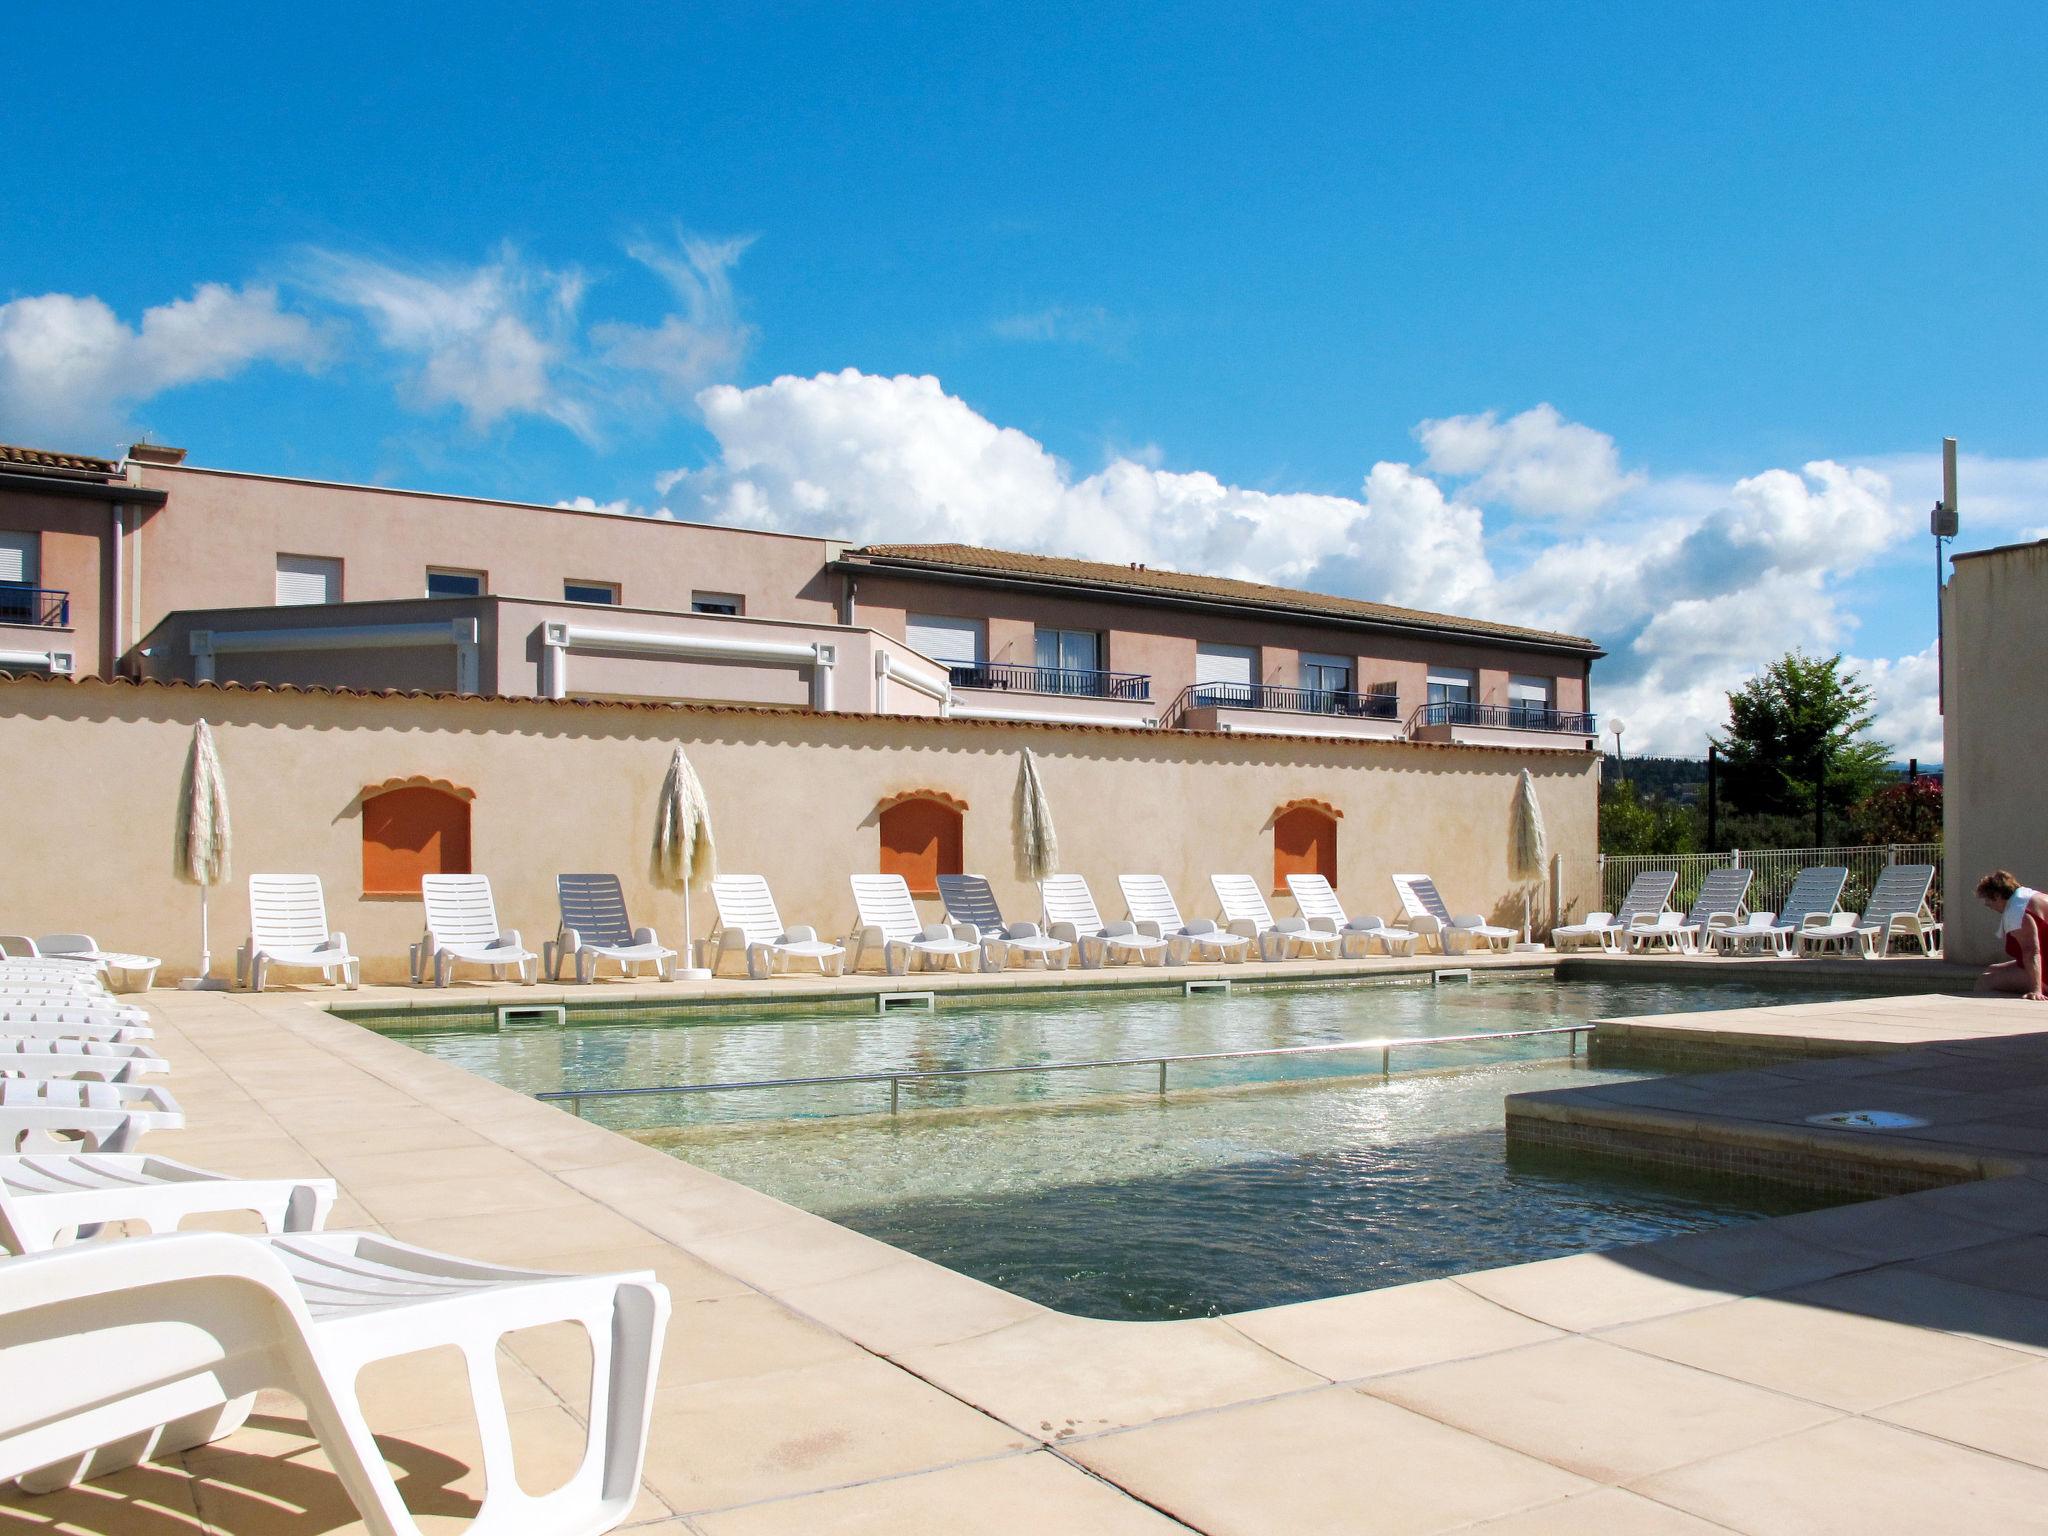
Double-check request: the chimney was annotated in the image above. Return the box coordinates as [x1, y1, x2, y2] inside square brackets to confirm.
[128, 442, 188, 466]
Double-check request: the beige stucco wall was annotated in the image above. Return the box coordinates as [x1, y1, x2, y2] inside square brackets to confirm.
[0, 676, 1598, 984]
[1943, 541, 2048, 964]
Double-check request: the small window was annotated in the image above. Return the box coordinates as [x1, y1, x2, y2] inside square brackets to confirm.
[276, 554, 341, 606]
[564, 580, 619, 606]
[1273, 804, 1338, 893]
[691, 591, 743, 616]
[878, 796, 964, 897]
[362, 784, 472, 896]
[426, 568, 486, 599]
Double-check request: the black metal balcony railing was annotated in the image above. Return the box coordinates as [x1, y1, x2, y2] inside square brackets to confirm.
[943, 660, 1151, 701]
[1159, 683, 1401, 731]
[0, 585, 68, 628]
[1192, 684, 1399, 718]
[1409, 699, 1598, 734]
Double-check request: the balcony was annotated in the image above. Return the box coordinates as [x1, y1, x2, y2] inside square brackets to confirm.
[1165, 683, 1405, 740]
[940, 660, 1160, 727]
[943, 660, 1151, 701]
[1408, 698, 1599, 751]
[0, 585, 68, 628]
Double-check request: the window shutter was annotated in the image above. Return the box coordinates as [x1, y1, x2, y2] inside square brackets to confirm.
[0, 533, 37, 585]
[276, 554, 340, 606]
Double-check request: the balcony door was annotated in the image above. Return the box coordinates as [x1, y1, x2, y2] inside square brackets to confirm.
[1426, 667, 1476, 712]
[1299, 652, 1352, 711]
[1034, 627, 1101, 694]
[1509, 674, 1554, 726]
[1195, 643, 1256, 705]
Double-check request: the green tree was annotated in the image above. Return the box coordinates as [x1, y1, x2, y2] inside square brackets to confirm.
[1712, 652, 1892, 841]
[1599, 779, 1699, 856]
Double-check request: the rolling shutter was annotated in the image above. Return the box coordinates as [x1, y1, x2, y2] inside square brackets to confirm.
[1195, 644, 1255, 687]
[0, 533, 37, 585]
[906, 614, 986, 664]
[276, 554, 341, 606]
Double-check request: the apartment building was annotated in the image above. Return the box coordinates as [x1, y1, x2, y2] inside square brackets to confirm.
[0, 442, 1600, 748]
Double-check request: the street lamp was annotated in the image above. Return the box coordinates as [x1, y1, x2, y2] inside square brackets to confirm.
[1609, 718, 1627, 782]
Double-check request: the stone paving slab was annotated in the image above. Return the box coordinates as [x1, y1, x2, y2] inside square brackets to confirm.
[6, 984, 2048, 1533]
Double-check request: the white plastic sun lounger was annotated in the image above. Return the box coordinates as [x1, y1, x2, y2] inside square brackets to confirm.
[0, 1153, 334, 1254]
[0, 1229, 669, 1536]
[1702, 910, 1783, 956]
[1850, 864, 1944, 957]
[1285, 874, 1421, 957]
[0, 1079, 184, 1155]
[707, 876, 847, 979]
[1794, 912, 1864, 957]
[0, 964, 114, 995]
[547, 873, 677, 983]
[0, 1006, 153, 1041]
[1389, 874, 1517, 955]
[0, 1038, 168, 1083]
[29, 936, 160, 993]
[1625, 911, 1693, 954]
[1212, 874, 1340, 960]
[1038, 875, 1170, 968]
[847, 875, 984, 976]
[419, 874, 537, 986]
[1759, 867, 1850, 957]
[1668, 868, 1756, 951]
[935, 875, 1071, 970]
[1120, 875, 1253, 963]
[240, 874, 360, 991]
[1553, 871, 1677, 952]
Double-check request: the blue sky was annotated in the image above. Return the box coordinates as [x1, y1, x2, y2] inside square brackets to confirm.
[8, 1, 2048, 756]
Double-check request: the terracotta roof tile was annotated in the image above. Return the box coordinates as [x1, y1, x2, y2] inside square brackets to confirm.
[845, 543, 1597, 651]
[0, 443, 122, 477]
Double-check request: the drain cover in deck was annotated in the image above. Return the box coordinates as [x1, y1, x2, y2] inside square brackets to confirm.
[1804, 1110, 1929, 1130]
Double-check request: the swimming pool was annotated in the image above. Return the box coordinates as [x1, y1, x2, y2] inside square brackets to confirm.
[386, 975, 1889, 1319]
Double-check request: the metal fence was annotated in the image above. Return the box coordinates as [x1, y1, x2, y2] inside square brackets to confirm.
[1599, 843, 1942, 922]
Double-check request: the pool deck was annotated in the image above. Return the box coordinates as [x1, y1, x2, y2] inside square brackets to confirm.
[11, 975, 2048, 1533]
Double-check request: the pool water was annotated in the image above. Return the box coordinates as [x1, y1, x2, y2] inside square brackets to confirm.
[391, 976, 1879, 1319]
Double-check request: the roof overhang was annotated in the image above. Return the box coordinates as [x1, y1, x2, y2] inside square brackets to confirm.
[832, 555, 1605, 660]
[0, 470, 166, 506]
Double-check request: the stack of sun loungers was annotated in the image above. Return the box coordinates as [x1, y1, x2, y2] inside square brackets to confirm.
[0, 945, 671, 1534]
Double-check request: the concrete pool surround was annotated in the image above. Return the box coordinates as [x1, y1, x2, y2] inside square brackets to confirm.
[13, 962, 2048, 1533]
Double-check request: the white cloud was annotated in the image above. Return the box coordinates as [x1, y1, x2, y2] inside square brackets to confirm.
[671, 369, 1490, 613]
[1417, 403, 1641, 518]
[0, 283, 324, 447]
[299, 232, 753, 440]
[988, 304, 1132, 352]
[1853, 644, 1943, 763]
[300, 245, 591, 436]
[592, 235, 753, 402]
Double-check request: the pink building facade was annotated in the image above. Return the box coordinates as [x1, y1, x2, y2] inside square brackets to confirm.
[0, 442, 1600, 748]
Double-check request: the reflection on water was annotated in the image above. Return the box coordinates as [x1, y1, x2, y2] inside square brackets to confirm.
[397, 976, 1876, 1319]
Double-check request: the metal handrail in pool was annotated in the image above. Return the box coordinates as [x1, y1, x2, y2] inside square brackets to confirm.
[536, 1023, 1595, 1118]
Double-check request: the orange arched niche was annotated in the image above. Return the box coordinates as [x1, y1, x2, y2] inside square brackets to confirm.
[362, 782, 473, 896]
[878, 793, 965, 897]
[1272, 801, 1339, 892]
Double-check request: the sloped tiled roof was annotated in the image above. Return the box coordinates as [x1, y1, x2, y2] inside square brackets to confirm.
[845, 543, 1599, 652]
[0, 443, 122, 477]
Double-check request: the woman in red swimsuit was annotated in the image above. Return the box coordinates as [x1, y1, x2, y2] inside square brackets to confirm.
[1976, 869, 2048, 1000]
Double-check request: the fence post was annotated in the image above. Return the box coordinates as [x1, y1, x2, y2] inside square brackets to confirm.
[1887, 844, 1897, 865]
